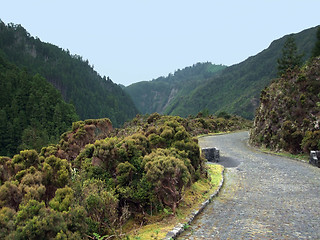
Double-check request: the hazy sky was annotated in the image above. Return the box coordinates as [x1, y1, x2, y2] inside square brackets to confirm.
[1, 1, 319, 86]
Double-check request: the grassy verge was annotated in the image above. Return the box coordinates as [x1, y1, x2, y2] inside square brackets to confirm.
[125, 164, 224, 240]
[250, 145, 309, 162]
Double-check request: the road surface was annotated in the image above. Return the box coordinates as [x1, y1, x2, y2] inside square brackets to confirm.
[178, 131, 320, 239]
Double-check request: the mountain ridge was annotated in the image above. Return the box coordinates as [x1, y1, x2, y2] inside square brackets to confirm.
[125, 62, 226, 114]
[0, 20, 138, 127]
[126, 25, 319, 119]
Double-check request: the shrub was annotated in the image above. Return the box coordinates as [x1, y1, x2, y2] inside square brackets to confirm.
[14, 199, 67, 239]
[12, 150, 40, 170]
[49, 187, 74, 212]
[144, 149, 191, 213]
[81, 179, 118, 235]
[301, 130, 320, 152]
[0, 181, 22, 210]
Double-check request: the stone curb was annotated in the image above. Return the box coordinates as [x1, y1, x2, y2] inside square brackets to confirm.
[163, 166, 225, 240]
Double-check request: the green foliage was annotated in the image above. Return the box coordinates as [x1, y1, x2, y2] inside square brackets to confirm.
[19, 171, 46, 204]
[0, 207, 16, 239]
[42, 155, 71, 189]
[12, 150, 40, 170]
[0, 55, 78, 157]
[301, 131, 320, 152]
[312, 27, 320, 58]
[81, 179, 118, 235]
[126, 26, 318, 120]
[14, 199, 67, 240]
[0, 181, 22, 210]
[144, 148, 191, 213]
[116, 161, 137, 186]
[0, 21, 138, 127]
[0, 113, 248, 237]
[49, 187, 74, 212]
[125, 62, 226, 115]
[251, 57, 320, 154]
[277, 35, 303, 76]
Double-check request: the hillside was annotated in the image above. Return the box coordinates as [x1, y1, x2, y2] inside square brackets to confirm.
[0, 20, 138, 126]
[250, 57, 320, 154]
[0, 56, 78, 157]
[126, 26, 318, 119]
[125, 62, 226, 114]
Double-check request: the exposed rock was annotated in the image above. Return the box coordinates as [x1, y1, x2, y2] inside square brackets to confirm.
[202, 147, 220, 162]
[310, 150, 320, 167]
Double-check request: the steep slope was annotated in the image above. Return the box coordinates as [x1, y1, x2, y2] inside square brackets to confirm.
[125, 62, 226, 114]
[250, 57, 320, 154]
[0, 20, 138, 126]
[126, 26, 318, 119]
[0, 56, 78, 157]
[165, 26, 318, 119]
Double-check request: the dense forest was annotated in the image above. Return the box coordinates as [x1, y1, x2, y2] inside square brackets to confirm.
[0, 20, 138, 127]
[0, 114, 251, 239]
[126, 26, 319, 119]
[125, 62, 226, 114]
[0, 56, 78, 157]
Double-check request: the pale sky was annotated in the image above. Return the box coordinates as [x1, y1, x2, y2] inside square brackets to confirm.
[0, 1, 319, 86]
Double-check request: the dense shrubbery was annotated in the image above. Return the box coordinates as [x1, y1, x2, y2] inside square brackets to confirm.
[0, 114, 249, 238]
[250, 57, 320, 154]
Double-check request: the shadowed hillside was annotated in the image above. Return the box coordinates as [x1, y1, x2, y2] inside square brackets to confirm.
[0, 20, 138, 127]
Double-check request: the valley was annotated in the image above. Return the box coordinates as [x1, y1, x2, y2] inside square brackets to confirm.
[0, 16, 319, 239]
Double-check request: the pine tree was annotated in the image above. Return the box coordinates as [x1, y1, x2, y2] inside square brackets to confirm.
[312, 27, 320, 58]
[277, 35, 303, 76]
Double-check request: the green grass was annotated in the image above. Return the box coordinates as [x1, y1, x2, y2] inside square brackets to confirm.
[254, 145, 309, 162]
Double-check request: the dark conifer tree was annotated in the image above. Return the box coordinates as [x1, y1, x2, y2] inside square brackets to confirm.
[312, 27, 320, 58]
[277, 35, 303, 76]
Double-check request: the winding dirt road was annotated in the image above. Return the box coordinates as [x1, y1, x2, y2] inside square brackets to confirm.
[178, 131, 320, 239]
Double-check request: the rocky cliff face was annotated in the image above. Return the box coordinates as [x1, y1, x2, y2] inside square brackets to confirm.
[250, 57, 320, 154]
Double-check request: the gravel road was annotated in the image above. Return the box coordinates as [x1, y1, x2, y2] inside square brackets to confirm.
[178, 131, 320, 239]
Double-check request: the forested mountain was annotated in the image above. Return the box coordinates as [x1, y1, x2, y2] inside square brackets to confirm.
[0, 20, 138, 127]
[0, 56, 78, 157]
[250, 57, 320, 154]
[125, 62, 226, 114]
[126, 26, 318, 119]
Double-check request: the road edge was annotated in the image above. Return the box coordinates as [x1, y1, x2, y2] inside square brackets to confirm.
[163, 166, 225, 240]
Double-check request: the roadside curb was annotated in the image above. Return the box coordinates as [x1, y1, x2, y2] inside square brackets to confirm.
[163, 166, 225, 240]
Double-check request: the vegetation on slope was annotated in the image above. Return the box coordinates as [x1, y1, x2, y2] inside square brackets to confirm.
[0, 20, 138, 126]
[166, 26, 318, 119]
[125, 62, 226, 114]
[0, 56, 78, 157]
[126, 26, 318, 120]
[0, 113, 250, 239]
[250, 57, 320, 154]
